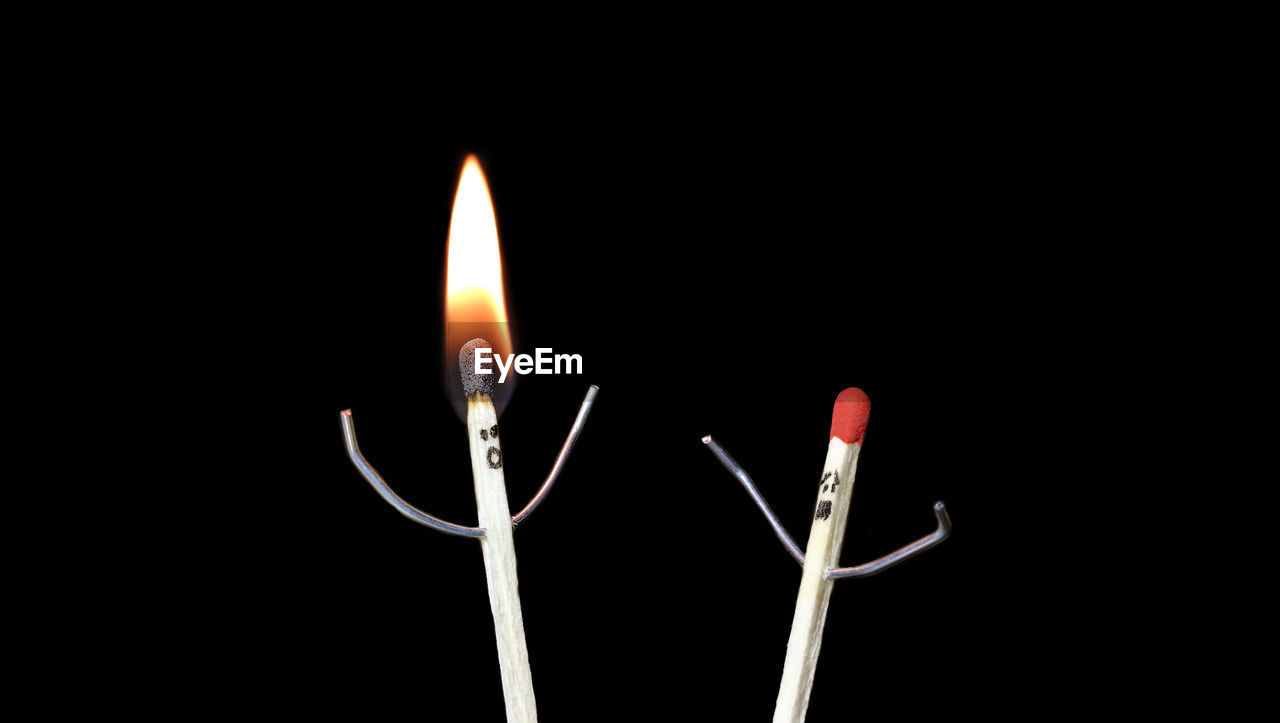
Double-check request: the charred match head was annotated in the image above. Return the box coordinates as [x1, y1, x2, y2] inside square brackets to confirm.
[459, 337, 496, 397]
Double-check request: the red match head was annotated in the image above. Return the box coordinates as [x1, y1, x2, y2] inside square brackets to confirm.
[830, 387, 870, 444]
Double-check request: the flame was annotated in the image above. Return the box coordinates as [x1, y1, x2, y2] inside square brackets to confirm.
[447, 156, 509, 331]
[445, 155, 513, 415]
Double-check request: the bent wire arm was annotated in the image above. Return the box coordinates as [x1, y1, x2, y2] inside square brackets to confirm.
[512, 385, 599, 528]
[825, 501, 951, 579]
[702, 436, 806, 565]
[701, 435, 951, 577]
[340, 410, 487, 538]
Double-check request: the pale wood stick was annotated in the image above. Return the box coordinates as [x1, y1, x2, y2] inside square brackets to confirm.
[467, 392, 537, 723]
[773, 389, 869, 723]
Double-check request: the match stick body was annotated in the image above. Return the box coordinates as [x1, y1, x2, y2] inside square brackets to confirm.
[467, 393, 537, 722]
[774, 388, 870, 723]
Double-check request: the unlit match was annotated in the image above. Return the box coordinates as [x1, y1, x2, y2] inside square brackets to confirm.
[774, 388, 870, 723]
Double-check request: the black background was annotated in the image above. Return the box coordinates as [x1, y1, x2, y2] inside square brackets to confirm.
[218, 125, 1045, 719]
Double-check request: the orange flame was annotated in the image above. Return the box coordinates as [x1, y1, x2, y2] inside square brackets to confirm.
[447, 156, 509, 331]
[445, 155, 513, 414]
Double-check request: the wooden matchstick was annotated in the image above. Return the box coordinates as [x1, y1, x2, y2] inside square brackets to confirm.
[773, 388, 871, 723]
[460, 338, 537, 723]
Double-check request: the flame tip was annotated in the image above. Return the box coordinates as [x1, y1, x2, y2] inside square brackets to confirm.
[446, 151, 510, 351]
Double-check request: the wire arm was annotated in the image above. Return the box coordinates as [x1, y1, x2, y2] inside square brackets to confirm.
[341, 410, 487, 538]
[511, 385, 598, 527]
[701, 435, 951, 578]
[702, 436, 805, 565]
[341, 384, 598, 536]
[825, 502, 951, 579]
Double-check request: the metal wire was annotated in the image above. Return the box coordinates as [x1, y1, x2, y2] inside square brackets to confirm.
[826, 502, 951, 579]
[341, 384, 598, 537]
[341, 410, 487, 538]
[701, 435, 951, 579]
[512, 385, 599, 527]
[702, 436, 805, 565]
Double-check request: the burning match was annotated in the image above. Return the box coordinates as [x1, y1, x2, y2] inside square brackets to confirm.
[339, 154, 599, 723]
[460, 336, 534, 721]
[340, 377, 596, 723]
[703, 387, 951, 723]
